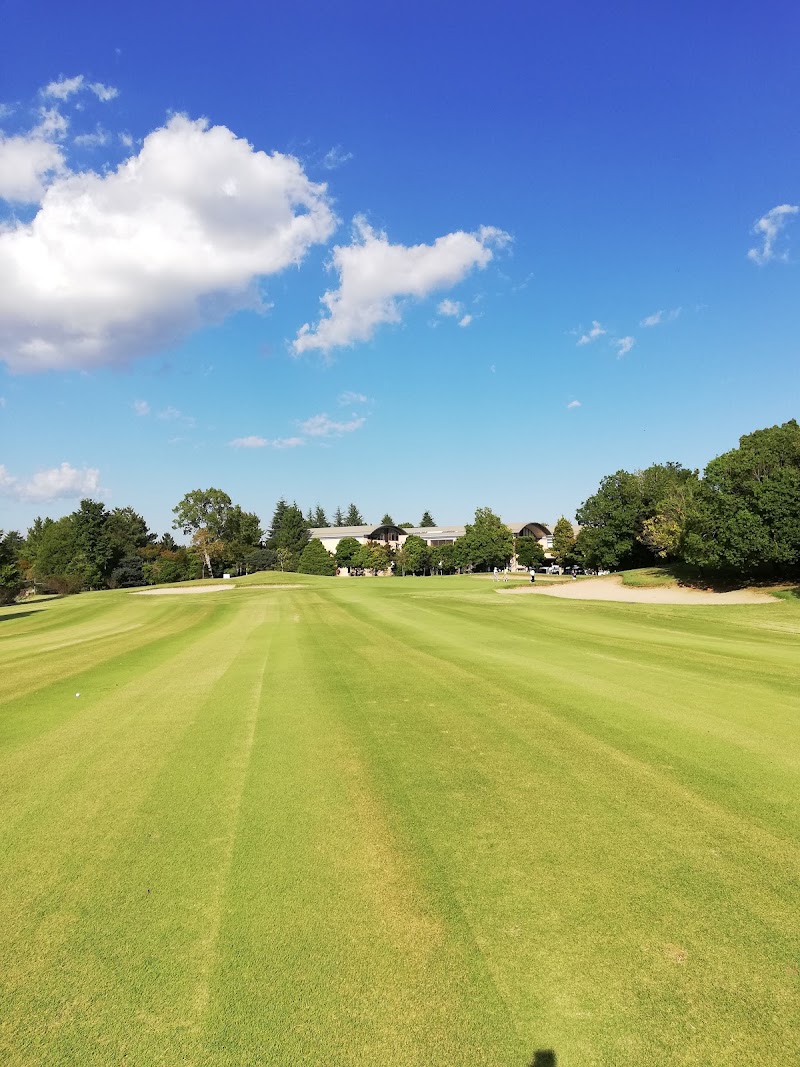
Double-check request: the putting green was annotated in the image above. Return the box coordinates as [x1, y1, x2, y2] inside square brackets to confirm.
[1, 574, 798, 1065]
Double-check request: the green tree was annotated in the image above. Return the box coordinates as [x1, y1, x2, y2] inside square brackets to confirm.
[515, 536, 546, 570]
[72, 499, 114, 588]
[345, 503, 365, 525]
[419, 510, 435, 527]
[333, 506, 345, 527]
[31, 516, 84, 594]
[173, 488, 234, 576]
[461, 507, 513, 570]
[273, 503, 309, 564]
[551, 517, 576, 568]
[267, 499, 289, 542]
[398, 534, 430, 575]
[683, 420, 800, 576]
[313, 505, 329, 527]
[298, 539, 336, 575]
[334, 536, 361, 569]
[105, 507, 154, 567]
[276, 547, 295, 572]
[0, 530, 25, 604]
[380, 513, 394, 525]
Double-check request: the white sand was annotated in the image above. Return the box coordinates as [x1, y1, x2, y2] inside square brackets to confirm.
[502, 575, 775, 604]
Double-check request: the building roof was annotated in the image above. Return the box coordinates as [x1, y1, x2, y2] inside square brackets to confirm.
[406, 526, 466, 539]
[309, 524, 405, 539]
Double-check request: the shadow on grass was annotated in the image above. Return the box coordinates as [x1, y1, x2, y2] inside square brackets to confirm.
[629, 564, 800, 596]
[530, 1052, 557, 1067]
[0, 609, 42, 622]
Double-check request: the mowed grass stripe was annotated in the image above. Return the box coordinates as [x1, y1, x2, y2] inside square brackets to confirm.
[312, 582, 800, 1064]
[200, 589, 525, 1066]
[1, 577, 798, 1066]
[0, 595, 276, 1066]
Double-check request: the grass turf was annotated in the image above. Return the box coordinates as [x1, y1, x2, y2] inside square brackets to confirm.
[1, 575, 798, 1065]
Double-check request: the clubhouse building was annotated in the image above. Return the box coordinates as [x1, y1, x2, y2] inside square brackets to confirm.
[309, 521, 554, 570]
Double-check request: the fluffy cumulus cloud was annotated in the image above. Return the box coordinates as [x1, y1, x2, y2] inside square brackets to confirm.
[0, 114, 336, 372]
[0, 106, 70, 203]
[293, 217, 510, 354]
[298, 412, 366, 437]
[0, 133, 65, 201]
[614, 336, 635, 357]
[0, 461, 101, 501]
[748, 204, 799, 265]
[576, 320, 606, 345]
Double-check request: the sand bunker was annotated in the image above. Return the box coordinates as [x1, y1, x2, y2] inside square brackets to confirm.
[502, 575, 775, 605]
[133, 585, 235, 595]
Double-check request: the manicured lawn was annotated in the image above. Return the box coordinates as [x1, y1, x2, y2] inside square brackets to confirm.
[1, 575, 798, 1065]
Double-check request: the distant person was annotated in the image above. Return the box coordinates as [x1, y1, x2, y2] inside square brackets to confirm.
[493, 567, 499, 581]
[530, 569, 536, 583]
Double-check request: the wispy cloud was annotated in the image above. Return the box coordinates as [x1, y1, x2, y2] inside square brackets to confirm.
[458, 313, 473, 328]
[438, 298, 462, 317]
[338, 391, 369, 405]
[229, 434, 305, 449]
[133, 399, 150, 416]
[567, 399, 581, 409]
[41, 75, 118, 103]
[614, 336, 635, 358]
[0, 461, 102, 501]
[74, 126, 110, 149]
[299, 413, 366, 437]
[748, 204, 799, 265]
[577, 320, 606, 345]
[230, 435, 269, 448]
[640, 307, 681, 327]
[321, 145, 353, 170]
[158, 405, 195, 426]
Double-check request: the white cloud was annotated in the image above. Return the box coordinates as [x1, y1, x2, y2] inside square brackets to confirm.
[0, 461, 101, 501]
[748, 204, 799, 265]
[74, 126, 110, 149]
[119, 132, 134, 149]
[230, 434, 305, 449]
[33, 108, 69, 140]
[133, 399, 150, 416]
[89, 82, 118, 103]
[299, 412, 366, 437]
[0, 114, 336, 372]
[577, 320, 606, 345]
[158, 405, 194, 425]
[41, 75, 118, 103]
[338, 391, 369, 404]
[458, 313, 473, 327]
[614, 336, 635, 358]
[567, 399, 581, 409]
[0, 132, 65, 201]
[321, 145, 353, 170]
[42, 75, 85, 101]
[230, 435, 268, 448]
[437, 298, 462, 317]
[293, 217, 510, 354]
[640, 307, 681, 327]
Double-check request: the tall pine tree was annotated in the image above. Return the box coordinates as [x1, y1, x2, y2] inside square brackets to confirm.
[345, 503, 365, 525]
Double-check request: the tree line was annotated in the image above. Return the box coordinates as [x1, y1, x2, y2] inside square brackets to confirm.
[0, 493, 445, 602]
[571, 419, 800, 579]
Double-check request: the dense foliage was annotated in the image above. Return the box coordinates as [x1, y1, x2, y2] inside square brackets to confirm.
[575, 420, 800, 579]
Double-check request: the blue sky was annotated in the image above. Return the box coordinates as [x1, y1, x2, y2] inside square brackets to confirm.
[2, 1, 799, 537]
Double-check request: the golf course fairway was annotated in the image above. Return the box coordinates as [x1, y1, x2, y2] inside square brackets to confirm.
[1, 573, 798, 1066]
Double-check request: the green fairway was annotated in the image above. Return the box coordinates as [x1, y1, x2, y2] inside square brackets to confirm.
[1, 575, 798, 1066]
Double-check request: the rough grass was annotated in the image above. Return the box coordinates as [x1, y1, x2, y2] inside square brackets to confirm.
[1, 576, 798, 1065]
